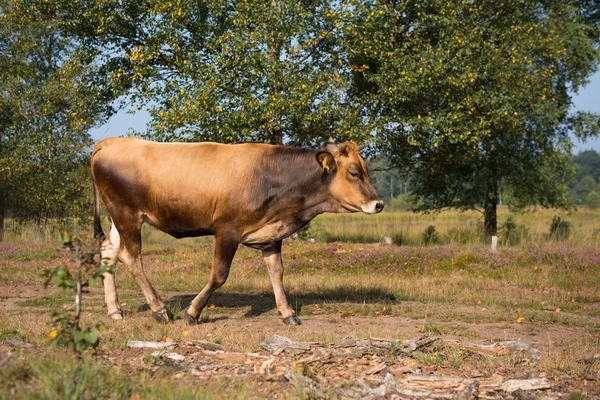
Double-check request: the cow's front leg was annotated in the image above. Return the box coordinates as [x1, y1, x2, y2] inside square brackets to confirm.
[262, 241, 300, 326]
[118, 226, 169, 323]
[184, 234, 239, 325]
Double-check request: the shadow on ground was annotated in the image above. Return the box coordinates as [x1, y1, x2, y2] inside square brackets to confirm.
[136, 286, 398, 320]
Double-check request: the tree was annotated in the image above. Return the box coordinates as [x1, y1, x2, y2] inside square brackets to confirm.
[587, 190, 600, 208]
[573, 149, 600, 182]
[0, 0, 112, 237]
[48, 0, 359, 146]
[346, 0, 600, 235]
[570, 149, 600, 203]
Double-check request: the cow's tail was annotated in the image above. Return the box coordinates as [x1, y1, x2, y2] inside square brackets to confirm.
[93, 177, 106, 245]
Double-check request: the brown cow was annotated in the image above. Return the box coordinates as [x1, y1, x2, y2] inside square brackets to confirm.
[91, 138, 383, 325]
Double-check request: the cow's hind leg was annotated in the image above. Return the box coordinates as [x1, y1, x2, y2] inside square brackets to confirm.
[118, 226, 169, 323]
[101, 222, 122, 319]
[262, 241, 300, 326]
[184, 235, 238, 325]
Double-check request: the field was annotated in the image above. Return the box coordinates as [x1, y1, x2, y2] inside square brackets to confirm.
[1, 208, 599, 399]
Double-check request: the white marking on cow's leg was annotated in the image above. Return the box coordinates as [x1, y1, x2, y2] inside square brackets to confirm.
[118, 230, 166, 318]
[186, 235, 238, 322]
[101, 222, 122, 319]
[262, 243, 296, 322]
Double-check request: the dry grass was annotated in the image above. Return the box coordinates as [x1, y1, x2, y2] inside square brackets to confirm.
[0, 208, 599, 398]
[313, 207, 600, 247]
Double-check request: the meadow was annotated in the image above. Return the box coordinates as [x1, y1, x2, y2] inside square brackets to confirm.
[0, 207, 599, 398]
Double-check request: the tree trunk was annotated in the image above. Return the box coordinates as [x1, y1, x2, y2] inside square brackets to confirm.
[269, 129, 283, 145]
[483, 185, 498, 237]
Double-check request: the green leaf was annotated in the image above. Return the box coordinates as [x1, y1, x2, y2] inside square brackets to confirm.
[83, 330, 98, 345]
[73, 330, 84, 343]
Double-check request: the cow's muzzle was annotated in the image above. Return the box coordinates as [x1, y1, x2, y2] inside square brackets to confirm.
[362, 200, 384, 214]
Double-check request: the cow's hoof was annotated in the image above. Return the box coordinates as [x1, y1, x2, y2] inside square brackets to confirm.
[108, 310, 123, 320]
[283, 315, 302, 326]
[184, 312, 199, 326]
[152, 309, 170, 323]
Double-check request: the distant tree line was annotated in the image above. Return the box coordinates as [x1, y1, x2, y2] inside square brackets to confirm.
[570, 149, 600, 208]
[1, 0, 599, 241]
[372, 148, 600, 210]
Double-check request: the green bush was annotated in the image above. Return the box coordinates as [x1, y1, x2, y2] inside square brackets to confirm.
[387, 194, 422, 211]
[499, 216, 528, 245]
[549, 216, 570, 241]
[391, 232, 404, 246]
[422, 225, 439, 245]
[586, 191, 600, 209]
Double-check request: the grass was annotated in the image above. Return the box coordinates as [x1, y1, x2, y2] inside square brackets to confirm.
[309, 207, 600, 247]
[0, 351, 253, 400]
[0, 208, 599, 398]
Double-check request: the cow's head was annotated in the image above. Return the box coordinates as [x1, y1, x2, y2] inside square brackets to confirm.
[317, 141, 384, 214]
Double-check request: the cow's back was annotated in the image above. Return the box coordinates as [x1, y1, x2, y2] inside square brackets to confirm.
[92, 138, 269, 236]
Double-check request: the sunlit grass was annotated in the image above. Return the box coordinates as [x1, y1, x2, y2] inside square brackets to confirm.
[311, 207, 600, 247]
[1, 209, 599, 396]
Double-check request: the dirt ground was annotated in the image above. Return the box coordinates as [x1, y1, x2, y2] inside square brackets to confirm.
[1, 282, 599, 399]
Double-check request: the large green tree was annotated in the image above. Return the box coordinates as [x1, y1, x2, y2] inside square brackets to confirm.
[0, 0, 112, 238]
[51, 0, 359, 146]
[19, 0, 600, 240]
[346, 0, 600, 235]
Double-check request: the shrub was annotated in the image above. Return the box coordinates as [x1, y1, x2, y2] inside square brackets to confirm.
[387, 194, 422, 211]
[422, 225, 438, 245]
[549, 216, 570, 241]
[391, 232, 404, 246]
[499, 216, 528, 245]
[388, 195, 412, 211]
[586, 191, 600, 209]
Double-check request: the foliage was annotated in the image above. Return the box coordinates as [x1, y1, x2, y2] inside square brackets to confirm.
[586, 191, 600, 209]
[0, 0, 112, 230]
[387, 194, 413, 211]
[549, 216, 571, 241]
[390, 232, 403, 246]
[499, 215, 528, 245]
[42, 232, 112, 355]
[574, 150, 600, 182]
[2, 0, 599, 241]
[0, 352, 251, 400]
[346, 0, 600, 235]
[368, 159, 407, 203]
[41, 0, 359, 146]
[570, 150, 600, 204]
[422, 225, 438, 246]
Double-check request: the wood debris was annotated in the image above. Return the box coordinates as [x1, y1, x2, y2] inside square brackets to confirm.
[188, 340, 223, 351]
[116, 334, 562, 399]
[126, 340, 177, 349]
[332, 333, 438, 355]
[150, 350, 185, 361]
[260, 334, 318, 354]
[458, 339, 541, 360]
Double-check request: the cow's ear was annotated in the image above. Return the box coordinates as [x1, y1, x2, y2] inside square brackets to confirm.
[316, 151, 336, 172]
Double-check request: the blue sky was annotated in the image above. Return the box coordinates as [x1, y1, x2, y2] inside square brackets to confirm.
[90, 71, 600, 153]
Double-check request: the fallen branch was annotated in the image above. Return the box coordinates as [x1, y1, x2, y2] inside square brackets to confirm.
[459, 340, 541, 360]
[260, 334, 318, 354]
[333, 334, 438, 355]
[188, 340, 223, 351]
[127, 340, 177, 349]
